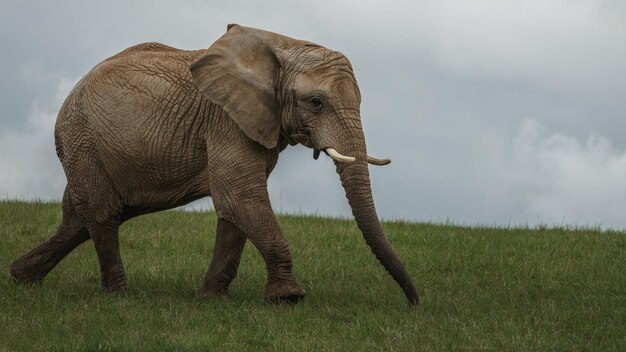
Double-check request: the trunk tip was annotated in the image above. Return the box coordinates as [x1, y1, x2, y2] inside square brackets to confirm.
[404, 286, 419, 306]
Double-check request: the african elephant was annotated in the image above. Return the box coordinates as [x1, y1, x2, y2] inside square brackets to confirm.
[10, 24, 419, 305]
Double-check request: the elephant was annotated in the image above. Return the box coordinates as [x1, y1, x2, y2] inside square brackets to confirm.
[10, 24, 419, 305]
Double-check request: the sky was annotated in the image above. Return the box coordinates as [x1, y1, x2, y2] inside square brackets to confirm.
[1, 0, 625, 229]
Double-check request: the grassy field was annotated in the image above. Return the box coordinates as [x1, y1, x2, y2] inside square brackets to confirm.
[0, 201, 624, 351]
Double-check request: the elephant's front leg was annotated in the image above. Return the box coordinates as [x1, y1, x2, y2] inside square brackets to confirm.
[212, 181, 306, 302]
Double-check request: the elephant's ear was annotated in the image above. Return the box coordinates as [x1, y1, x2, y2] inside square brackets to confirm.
[190, 24, 280, 148]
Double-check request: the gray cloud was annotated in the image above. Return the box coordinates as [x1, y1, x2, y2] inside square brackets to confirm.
[1, 0, 625, 229]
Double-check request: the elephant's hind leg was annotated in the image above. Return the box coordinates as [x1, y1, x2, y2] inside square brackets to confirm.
[198, 218, 247, 297]
[10, 187, 90, 284]
[84, 219, 127, 291]
[71, 187, 127, 292]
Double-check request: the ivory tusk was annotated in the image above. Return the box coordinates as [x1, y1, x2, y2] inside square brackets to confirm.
[325, 148, 356, 163]
[367, 155, 391, 166]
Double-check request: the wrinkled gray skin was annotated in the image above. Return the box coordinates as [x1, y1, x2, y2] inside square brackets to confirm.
[10, 25, 418, 305]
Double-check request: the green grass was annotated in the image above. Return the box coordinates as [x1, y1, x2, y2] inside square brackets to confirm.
[0, 201, 624, 351]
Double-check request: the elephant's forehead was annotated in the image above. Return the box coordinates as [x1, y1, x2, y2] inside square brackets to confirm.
[294, 67, 361, 103]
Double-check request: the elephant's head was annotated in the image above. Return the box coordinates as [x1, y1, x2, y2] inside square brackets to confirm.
[190, 24, 418, 305]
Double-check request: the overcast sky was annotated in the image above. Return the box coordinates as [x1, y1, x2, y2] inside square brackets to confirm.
[1, 0, 625, 229]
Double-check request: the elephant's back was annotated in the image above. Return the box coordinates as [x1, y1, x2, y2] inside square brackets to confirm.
[57, 43, 209, 151]
[55, 43, 214, 203]
[56, 42, 208, 128]
[100, 42, 208, 72]
[109, 42, 182, 57]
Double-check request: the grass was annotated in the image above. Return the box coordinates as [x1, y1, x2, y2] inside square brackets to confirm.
[0, 201, 624, 351]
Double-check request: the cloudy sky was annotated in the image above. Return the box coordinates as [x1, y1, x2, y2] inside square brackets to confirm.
[1, 0, 625, 229]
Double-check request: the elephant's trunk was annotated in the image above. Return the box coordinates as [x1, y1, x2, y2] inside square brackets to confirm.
[336, 143, 419, 305]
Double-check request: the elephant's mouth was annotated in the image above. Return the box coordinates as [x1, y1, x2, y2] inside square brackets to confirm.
[287, 128, 351, 163]
[313, 148, 321, 160]
[311, 146, 355, 163]
[287, 126, 313, 147]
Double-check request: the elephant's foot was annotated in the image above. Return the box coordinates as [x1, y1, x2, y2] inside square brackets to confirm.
[10, 257, 46, 285]
[197, 284, 231, 299]
[101, 271, 128, 293]
[264, 280, 306, 303]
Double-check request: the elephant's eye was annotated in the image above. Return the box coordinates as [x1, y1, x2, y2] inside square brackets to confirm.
[309, 97, 324, 113]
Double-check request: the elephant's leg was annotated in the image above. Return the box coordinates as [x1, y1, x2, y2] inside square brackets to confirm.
[86, 219, 127, 291]
[245, 208, 305, 303]
[70, 168, 127, 292]
[198, 218, 247, 297]
[214, 194, 306, 303]
[10, 187, 90, 284]
[75, 207, 126, 291]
